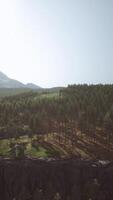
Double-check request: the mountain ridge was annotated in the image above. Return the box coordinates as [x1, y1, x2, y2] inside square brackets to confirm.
[0, 71, 41, 89]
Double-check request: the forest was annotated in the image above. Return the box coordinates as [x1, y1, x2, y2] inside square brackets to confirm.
[0, 84, 113, 159]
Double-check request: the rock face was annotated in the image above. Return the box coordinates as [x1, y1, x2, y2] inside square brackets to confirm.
[0, 158, 113, 200]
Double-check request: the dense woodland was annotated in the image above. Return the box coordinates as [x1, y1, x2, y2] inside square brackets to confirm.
[0, 84, 113, 150]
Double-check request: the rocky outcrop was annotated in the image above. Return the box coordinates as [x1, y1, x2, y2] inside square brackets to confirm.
[0, 158, 113, 200]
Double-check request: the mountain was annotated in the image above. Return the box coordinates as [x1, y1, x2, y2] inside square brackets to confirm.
[0, 71, 41, 89]
[26, 83, 41, 89]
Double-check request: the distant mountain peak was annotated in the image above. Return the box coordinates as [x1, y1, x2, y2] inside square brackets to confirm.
[0, 71, 9, 80]
[0, 70, 41, 89]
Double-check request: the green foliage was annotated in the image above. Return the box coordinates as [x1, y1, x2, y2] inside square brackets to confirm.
[0, 136, 61, 158]
[25, 145, 48, 158]
[0, 84, 113, 147]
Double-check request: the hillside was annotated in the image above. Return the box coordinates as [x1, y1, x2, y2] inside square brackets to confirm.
[0, 84, 113, 160]
[0, 84, 113, 199]
[0, 71, 41, 89]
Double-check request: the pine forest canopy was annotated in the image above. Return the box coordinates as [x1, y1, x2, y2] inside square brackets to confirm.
[0, 84, 113, 136]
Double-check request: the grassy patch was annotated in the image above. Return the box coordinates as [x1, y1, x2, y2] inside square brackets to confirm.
[25, 144, 48, 158]
[0, 136, 61, 158]
[0, 139, 11, 156]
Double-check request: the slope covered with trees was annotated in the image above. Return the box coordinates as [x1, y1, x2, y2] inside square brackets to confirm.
[0, 84, 113, 159]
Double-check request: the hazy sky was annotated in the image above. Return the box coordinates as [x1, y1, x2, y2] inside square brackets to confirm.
[0, 0, 113, 87]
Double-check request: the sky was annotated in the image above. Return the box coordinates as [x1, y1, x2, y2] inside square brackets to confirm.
[0, 0, 113, 87]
